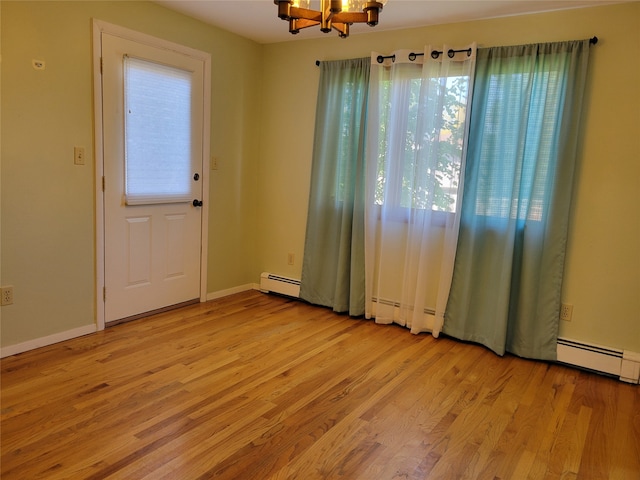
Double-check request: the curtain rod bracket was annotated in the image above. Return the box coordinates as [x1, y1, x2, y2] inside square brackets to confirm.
[376, 54, 395, 64]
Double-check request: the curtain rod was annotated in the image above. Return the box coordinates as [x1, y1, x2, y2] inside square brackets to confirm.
[315, 36, 598, 66]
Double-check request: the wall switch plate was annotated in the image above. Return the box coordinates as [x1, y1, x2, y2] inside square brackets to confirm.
[74, 146, 85, 165]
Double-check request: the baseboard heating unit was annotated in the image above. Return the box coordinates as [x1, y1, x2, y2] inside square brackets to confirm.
[260, 272, 301, 298]
[557, 338, 640, 384]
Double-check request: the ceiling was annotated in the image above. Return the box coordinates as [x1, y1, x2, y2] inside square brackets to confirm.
[153, 0, 619, 44]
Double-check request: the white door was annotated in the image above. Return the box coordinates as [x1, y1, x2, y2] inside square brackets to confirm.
[101, 32, 206, 323]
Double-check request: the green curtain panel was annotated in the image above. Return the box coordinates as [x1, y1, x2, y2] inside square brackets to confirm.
[299, 58, 370, 315]
[444, 40, 591, 360]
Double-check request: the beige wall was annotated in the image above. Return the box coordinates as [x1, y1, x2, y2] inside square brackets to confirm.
[2, 2, 638, 354]
[1, 1, 262, 347]
[258, 3, 640, 352]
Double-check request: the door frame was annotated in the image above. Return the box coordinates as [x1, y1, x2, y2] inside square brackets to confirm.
[92, 20, 211, 331]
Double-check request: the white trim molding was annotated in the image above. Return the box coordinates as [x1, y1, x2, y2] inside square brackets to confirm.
[1, 324, 97, 358]
[206, 283, 260, 301]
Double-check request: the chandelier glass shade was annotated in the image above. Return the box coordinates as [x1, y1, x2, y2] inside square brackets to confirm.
[275, 0, 387, 38]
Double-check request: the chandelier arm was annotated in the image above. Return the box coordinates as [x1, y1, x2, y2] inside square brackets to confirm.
[290, 17, 321, 32]
[289, 6, 322, 22]
[331, 12, 368, 24]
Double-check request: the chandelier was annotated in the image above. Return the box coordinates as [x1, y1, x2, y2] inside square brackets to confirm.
[274, 0, 387, 39]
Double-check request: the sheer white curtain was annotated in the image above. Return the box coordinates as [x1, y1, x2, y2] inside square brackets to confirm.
[364, 45, 476, 336]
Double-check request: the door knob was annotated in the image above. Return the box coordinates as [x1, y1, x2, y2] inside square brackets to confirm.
[193, 199, 203, 207]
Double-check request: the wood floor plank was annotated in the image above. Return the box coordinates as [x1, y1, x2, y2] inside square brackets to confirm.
[2, 290, 639, 479]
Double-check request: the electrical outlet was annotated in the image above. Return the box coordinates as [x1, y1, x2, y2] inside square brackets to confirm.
[287, 253, 295, 265]
[560, 303, 573, 321]
[1, 286, 14, 306]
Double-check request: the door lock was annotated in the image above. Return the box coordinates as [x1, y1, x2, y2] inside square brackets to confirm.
[193, 199, 203, 207]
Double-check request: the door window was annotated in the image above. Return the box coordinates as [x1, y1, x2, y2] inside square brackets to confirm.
[124, 55, 193, 205]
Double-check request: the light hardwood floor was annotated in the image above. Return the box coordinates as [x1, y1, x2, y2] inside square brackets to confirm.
[1, 290, 639, 479]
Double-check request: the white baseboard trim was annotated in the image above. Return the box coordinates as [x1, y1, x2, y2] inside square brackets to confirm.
[1, 324, 97, 359]
[1, 285, 260, 358]
[206, 283, 259, 301]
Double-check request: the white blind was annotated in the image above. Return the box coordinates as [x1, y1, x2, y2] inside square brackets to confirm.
[124, 56, 193, 205]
